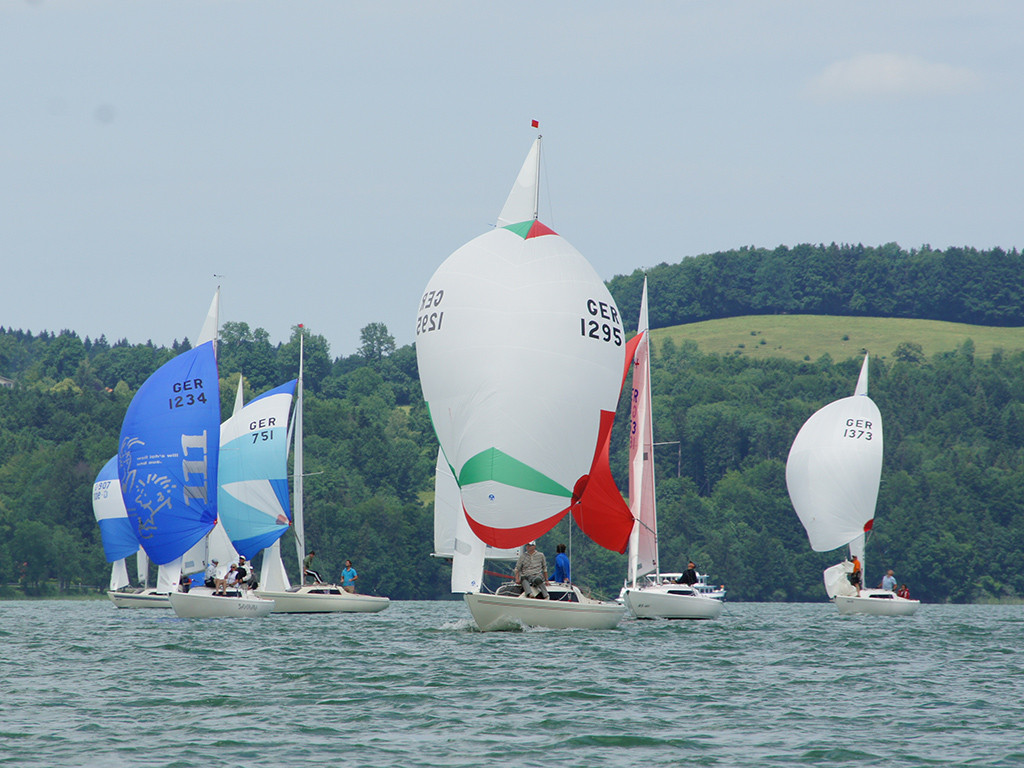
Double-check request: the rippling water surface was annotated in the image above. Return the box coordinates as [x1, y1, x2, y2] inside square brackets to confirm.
[1, 600, 1022, 767]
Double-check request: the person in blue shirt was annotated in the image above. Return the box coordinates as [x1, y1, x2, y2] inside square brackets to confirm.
[341, 560, 358, 593]
[881, 569, 897, 591]
[552, 543, 571, 584]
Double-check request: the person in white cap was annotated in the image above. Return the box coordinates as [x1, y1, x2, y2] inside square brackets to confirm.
[203, 559, 219, 589]
[513, 541, 549, 599]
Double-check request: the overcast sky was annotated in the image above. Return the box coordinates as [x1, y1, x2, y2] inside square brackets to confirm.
[3, 1, 1022, 356]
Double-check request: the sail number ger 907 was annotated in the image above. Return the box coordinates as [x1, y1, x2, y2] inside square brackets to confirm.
[580, 299, 622, 346]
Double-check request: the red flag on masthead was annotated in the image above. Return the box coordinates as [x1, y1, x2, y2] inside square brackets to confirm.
[531, 119, 539, 128]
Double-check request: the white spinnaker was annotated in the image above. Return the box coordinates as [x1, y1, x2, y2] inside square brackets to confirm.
[416, 226, 626, 543]
[786, 356, 882, 552]
[628, 278, 658, 585]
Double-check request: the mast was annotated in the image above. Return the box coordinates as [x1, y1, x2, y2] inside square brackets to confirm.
[294, 330, 306, 584]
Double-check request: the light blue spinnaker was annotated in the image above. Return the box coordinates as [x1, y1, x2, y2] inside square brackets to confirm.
[218, 380, 296, 559]
[92, 456, 139, 563]
[118, 341, 221, 566]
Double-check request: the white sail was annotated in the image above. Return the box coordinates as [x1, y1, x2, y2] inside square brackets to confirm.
[786, 355, 882, 552]
[432, 449, 460, 558]
[450, 509, 487, 594]
[496, 136, 540, 228]
[824, 561, 858, 599]
[416, 140, 628, 550]
[109, 559, 130, 591]
[136, 547, 148, 587]
[196, 287, 219, 348]
[627, 278, 659, 586]
[259, 539, 291, 592]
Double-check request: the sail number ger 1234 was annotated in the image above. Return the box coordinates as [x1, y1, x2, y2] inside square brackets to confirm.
[168, 378, 209, 410]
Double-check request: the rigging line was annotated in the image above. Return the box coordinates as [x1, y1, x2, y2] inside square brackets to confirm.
[540, 140, 554, 226]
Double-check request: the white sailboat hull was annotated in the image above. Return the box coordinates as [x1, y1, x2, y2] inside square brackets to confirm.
[622, 583, 724, 620]
[257, 585, 390, 613]
[464, 586, 625, 631]
[107, 588, 172, 609]
[168, 588, 274, 618]
[834, 589, 920, 616]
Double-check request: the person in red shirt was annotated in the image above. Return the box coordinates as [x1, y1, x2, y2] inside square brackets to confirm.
[896, 584, 910, 599]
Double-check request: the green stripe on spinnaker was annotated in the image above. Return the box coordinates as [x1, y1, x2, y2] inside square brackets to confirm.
[503, 221, 533, 239]
[459, 448, 572, 497]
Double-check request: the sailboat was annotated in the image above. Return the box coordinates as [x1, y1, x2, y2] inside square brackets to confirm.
[93, 456, 164, 607]
[416, 133, 631, 631]
[255, 331, 390, 613]
[620, 279, 723, 620]
[786, 354, 919, 616]
[166, 375, 294, 617]
[106, 291, 231, 609]
[119, 339, 270, 618]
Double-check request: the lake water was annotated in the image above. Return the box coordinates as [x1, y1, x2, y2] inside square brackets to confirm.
[1, 600, 1021, 767]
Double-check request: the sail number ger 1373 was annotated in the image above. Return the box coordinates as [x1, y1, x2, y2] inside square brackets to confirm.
[842, 418, 874, 440]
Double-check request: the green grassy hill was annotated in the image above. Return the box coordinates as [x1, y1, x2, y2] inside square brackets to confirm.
[652, 315, 1024, 362]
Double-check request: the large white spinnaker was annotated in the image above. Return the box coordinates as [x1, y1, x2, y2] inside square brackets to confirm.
[416, 137, 633, 552]
[627, 278, 659, 587]
[786, 355, 882, 553]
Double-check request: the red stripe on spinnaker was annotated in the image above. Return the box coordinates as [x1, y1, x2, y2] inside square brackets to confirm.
[570, 408, 634, 554]
[525, 220, 557, 239]
[466, 333, 641, 554]
[465, 506, 569, 550]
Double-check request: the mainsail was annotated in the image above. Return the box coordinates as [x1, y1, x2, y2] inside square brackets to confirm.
[786, 355, 883, 553]
[118, 341, 221, 566]
[627, 278, 659, 585]
[217, 379, 296, 559]
[416, 136, 633, 552]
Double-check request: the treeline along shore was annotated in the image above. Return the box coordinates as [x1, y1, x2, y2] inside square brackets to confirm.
[2, 243, 1024, 603]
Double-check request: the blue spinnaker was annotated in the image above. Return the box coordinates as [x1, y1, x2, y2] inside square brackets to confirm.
[118, 342, 220, 565]
[218, 380, 296, 560]
[92, 456, 139, 562]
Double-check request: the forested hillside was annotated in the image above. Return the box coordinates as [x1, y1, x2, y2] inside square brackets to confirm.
[3, 243, 1024, 603]
[608, 243, 1024, 329]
